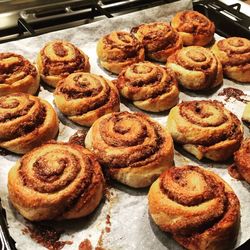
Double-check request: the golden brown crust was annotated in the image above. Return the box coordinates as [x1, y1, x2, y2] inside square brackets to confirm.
[211, 37, 250, 83]
[8, 141, 104, 221]
[54, 72, 120, 126]
[37, 40, 90, 87]
[114, 61, 179, 112]
[0, 93, 59, 154]
[148, 165, 240, 250]
[231, 139, 250, 184]
[85, 111, 174, 188]
[171, 10, 215, 46]
[131, 22, 183, 62]
[0, 53, 40, 96]
[96, 31, 145, 74]
[167, 46, 223, 90]
[167, 100, 243, 161]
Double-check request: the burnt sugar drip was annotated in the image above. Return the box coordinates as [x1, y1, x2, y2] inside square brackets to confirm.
[8, 142, 104, 221]
[0, 53, 37, 82]
[177, 11, 213, 34]
[0, 93, 46, 142]
[103, 31, 143, 60]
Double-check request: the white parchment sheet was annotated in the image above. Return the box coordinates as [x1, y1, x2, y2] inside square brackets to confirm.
[0, 0, 249, 249]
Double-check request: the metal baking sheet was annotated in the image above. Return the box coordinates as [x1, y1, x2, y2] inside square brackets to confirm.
[0, 0, 250, 249]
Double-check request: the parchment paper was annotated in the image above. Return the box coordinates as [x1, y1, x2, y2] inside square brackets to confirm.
[0, 0, 250, 249]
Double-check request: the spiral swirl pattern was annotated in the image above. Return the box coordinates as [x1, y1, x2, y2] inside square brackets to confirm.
[0, 93, 59, 154]
[54, 72, 120, 126]
[0, 53, 39, 96]
[167, 100, 243, 161]
[148, 165, 240, 250]
[131, 22, 182, 62]
[37, 40, 90, 87]
[167, 46, 223, 90]
[97, 31, 145, 74]
[85, 111, 174, 188]
[211, 37, 250, 83]
[115, 61, 179, 112]
[8, 142, 104, 221]
[171, 10, 215, 46]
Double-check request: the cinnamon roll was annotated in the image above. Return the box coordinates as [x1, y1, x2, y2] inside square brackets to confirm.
[54, 72, 120, 126]
[171, 10, 215, 46]
[0, 53, 39, 96]
[148, 165, 240, 250]
[131, 22, 183, 62]
[8, 142, 104, 221]
[167, 100, 243, 161]
[229, 139, 250, 184]
[167, 46, 223, 90]
[96, 31, 145, 74]
[37, 40, 90, 87]
[114, 61, 179, 112]
[211, 37, 250, 83]
[85, 111, 174, 188]
[0, 93, 59, 154]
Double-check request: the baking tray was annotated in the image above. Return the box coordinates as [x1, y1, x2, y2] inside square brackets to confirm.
[0, 0, 250, 249]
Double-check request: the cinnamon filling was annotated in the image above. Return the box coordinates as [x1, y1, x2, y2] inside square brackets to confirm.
[41, 44, 87, 76]
[159, 166, 229, 236]
[231, 139, 250, 181]
[217, 38, 250, 66]
[0, 100, 34, 123]
[218, 87, 247, 103]
[172, 47, 220, 88]
[180, 101, 226, 127]
[96, 112, 165, 168]
[160, 166, 225, 206]
[120, 65, 175, 100]
[178, 11, 213, 35]
[0, 104, 46, 141]
[68, 129, 89, 147]
[53, 42, 68, 57]
[179, 101, 242, 146]
[19, 145, 95, 214]
[0, 53, 37, 83]
[103, 32, 142, 62]
[59, 75, 105, 100]
[139, 24, 178, 53]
